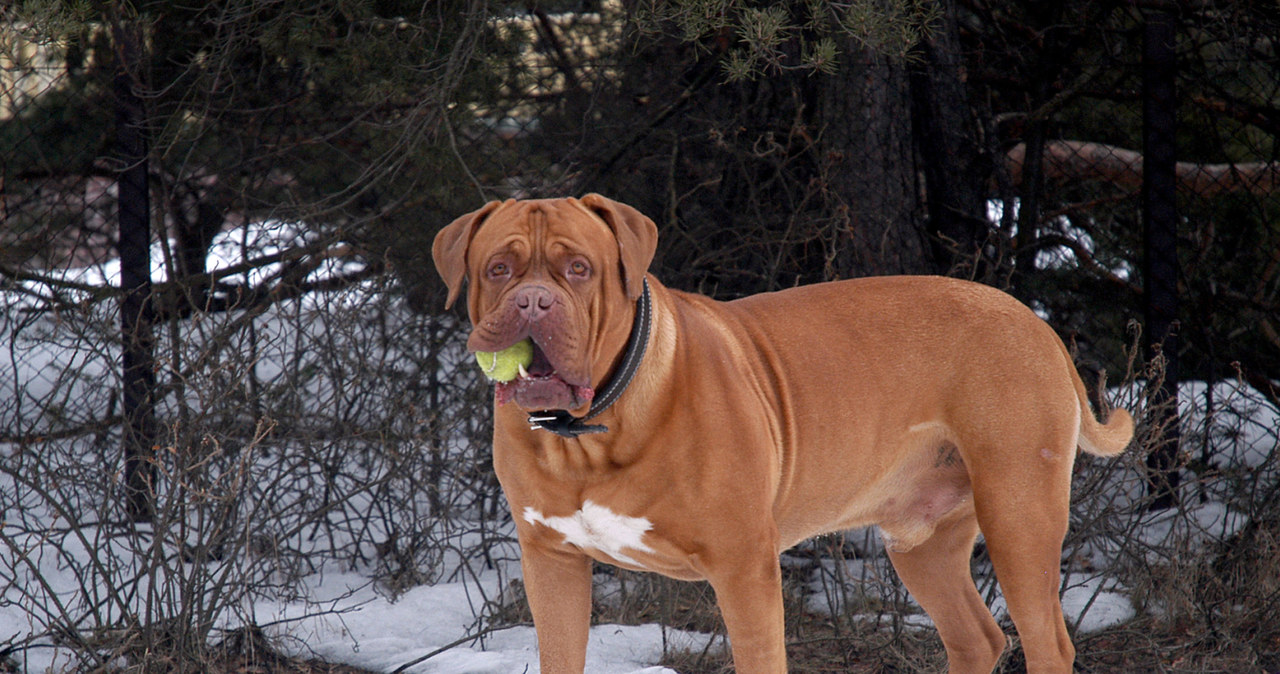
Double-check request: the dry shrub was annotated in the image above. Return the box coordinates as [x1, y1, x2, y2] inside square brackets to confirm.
[0, 285, 502, 671]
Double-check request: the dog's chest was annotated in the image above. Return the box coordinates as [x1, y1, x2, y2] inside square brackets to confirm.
[522, 500, 656, 567]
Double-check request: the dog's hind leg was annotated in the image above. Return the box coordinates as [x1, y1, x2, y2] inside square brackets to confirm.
[887, 509, 1007, 674]
[969, 434, 1079, 674]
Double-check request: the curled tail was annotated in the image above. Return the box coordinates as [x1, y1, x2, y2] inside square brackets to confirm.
[1061, 342, 1135, 457]
[1079, 405, 1134, 457]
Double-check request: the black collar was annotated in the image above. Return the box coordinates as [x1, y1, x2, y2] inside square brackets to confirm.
[527, 279, 652, 438]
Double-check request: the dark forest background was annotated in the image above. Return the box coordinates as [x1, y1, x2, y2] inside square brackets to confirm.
[2, 1, 1278, 671]
[5, 0, 1279, 384]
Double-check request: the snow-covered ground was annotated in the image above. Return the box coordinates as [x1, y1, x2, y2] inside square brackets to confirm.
[255, 571, 707, 674]
[2, 221, 1277, 672]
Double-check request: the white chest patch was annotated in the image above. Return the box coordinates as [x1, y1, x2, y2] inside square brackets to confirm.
[523, 500, 655, 566]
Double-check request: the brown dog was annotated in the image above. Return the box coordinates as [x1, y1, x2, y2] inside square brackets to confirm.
[432, 194, 1133, 674]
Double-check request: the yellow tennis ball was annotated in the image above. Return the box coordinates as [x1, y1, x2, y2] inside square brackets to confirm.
[474, 339, 534, 382]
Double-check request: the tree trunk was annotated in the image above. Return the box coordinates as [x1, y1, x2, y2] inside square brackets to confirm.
[909, 0, 989, 278]
[818, 46, 929, 278]
[1142, 8, 1181, 511]
[113, 16, 156, 524]
[587, 8, 946, 293]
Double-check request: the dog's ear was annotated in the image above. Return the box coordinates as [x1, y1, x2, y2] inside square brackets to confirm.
[432, 200, 504, 309]
[579, 193, 658, 300]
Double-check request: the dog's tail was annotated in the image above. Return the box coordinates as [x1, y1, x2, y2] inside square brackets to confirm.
[1063, 343, 1135, 457]
[1078, 403, 1134, 457]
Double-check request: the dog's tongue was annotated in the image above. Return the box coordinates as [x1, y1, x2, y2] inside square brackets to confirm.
[527, 342, 556, 377]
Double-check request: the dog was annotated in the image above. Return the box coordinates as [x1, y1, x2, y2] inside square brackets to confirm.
[431, 194, 1133, 673]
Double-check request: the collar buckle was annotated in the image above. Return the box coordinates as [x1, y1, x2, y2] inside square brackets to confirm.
[527, 412, 608, 437]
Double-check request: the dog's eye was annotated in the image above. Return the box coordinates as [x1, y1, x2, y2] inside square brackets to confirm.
[568, 260, 590, 278]
[488, 262, 510, 278]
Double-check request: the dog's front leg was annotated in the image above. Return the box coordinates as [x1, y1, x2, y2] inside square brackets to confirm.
[521, 541, 592, 673]
[707, 551, 788, 673]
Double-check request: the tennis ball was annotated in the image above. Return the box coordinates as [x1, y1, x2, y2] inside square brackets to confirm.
[474, 339, 534, 382]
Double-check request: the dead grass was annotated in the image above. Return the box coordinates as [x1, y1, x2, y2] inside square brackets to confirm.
[26, 626, 384, 674]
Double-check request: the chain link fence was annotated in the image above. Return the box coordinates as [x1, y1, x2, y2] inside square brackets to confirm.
[2, 2, 1279, 672]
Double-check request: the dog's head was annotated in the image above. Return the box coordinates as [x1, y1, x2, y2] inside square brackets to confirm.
[432, 194, 658, 415]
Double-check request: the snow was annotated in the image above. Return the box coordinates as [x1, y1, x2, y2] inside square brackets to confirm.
[1062, 577, 1135, 634]
[251, 571, 705, 674]
[4, 563, 704, 674]
[4, 219, 368, 313]
[985, 198, 1134, 281]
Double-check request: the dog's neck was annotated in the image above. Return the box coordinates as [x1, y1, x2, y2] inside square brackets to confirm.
[526, 279, 653, 438]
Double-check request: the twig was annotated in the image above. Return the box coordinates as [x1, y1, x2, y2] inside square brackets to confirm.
[390, 622, 531, 674]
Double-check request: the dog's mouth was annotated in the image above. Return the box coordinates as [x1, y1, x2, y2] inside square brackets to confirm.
[493, 341, 595, 412]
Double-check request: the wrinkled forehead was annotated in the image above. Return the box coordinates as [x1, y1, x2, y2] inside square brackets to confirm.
[469, 198, 614, 258]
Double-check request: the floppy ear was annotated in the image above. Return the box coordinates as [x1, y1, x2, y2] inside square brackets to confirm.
[432, 200, 504, 309]
[579, 193, 658, 300]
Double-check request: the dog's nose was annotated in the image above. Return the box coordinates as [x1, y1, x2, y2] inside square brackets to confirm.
[514, 285, 556, 322]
